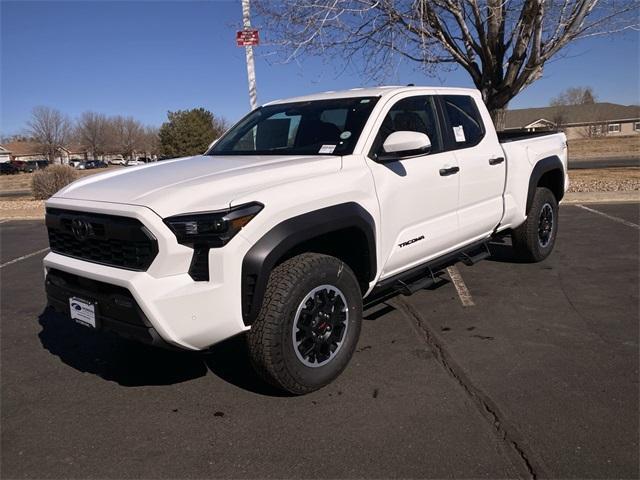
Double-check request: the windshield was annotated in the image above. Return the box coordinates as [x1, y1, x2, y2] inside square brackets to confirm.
[208, 97, 379, 156]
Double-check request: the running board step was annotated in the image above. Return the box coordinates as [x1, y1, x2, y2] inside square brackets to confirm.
[397, 274, 435, 296]
[459, 242, 491, 266]
[363, 239, 492, 309]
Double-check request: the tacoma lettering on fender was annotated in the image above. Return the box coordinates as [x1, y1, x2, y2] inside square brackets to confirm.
[43, 86, 568, 394]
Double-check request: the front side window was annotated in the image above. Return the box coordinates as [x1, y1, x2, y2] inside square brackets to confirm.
[607, 123, 621, 133]
[208, 97, 379, 156]
[442, 95, 485, 148]
[370, 95, 443, 158]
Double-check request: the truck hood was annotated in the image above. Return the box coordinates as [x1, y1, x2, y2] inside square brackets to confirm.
[54, 154, 341, 218]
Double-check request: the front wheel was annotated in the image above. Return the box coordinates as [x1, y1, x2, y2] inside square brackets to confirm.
[512, 186, 559, 262]
[247, 253, 362, 395]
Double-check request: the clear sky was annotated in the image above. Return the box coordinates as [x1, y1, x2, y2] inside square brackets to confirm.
[1, 0, 639, 135]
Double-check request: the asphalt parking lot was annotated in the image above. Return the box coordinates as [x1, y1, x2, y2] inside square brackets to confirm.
[1, 203, 638, 479]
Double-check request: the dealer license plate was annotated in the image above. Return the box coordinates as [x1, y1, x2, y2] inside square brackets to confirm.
[69, 297, 96, 328]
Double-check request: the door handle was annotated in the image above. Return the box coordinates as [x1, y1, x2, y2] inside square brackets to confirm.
[439, 166, 460, 176]
[489, 156, 505, 165]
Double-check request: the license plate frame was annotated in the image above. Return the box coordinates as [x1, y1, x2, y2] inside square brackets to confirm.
[69, 297, 97, 328]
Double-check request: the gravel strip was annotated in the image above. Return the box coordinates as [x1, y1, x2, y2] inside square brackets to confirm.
[568, 168, 639, 193]
[0, 199, 45, 219]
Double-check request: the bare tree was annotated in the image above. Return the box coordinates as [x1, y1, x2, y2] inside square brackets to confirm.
[76, 112, 110, 159]
[140, 126, 160, 157]
[109, 116, 144, 160]
[550, 110, 567, 131]
[0, 133, 30, 143]
[256, 0, 638, 129]
[26, 106, 72, 162]
[550, 86, 597, 106]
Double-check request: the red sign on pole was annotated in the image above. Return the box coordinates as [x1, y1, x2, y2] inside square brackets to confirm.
[236, 29, 259, 47]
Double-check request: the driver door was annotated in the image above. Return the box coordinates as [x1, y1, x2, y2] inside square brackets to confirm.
[366, 94, 461, 279]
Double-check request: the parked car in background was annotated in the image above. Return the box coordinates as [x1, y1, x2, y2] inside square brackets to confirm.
[125, 159, 144, 166]
[69, 160, 83, 168]
[10, 160, 28, 172]
[109, 158, 126, 166]
[76, 160, 108, 170]
[29, 160, 49, 171]
[0, 162, 19, 174]
[11, 160, 48, 172]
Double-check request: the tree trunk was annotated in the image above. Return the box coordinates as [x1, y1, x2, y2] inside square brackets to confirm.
[489, 107, 508, 131]
[481, 88, 509, 132]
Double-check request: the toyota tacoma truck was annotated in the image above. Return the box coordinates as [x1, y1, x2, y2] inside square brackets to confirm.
[44, 86, 568, 394]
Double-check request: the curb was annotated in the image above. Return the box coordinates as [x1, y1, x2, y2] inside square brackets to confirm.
[0, 216, 44, 222]
[562, 191, 639, 204]
[0, 189, 31, 198]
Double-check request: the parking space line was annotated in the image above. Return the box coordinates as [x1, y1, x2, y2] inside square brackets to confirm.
[574, 204, 639, 230]
[0, 248, 49, 269]
[446, 265, 475, 307]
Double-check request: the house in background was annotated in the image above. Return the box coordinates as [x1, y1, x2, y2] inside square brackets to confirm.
[1, 141, 49, 162]
[505, 103, 640, 140]
[0, 145, 11, 163]
[59, 144, 88, 163]
[0, 141, 90, 164]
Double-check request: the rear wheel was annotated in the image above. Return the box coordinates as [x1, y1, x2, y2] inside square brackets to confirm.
[512, 187, 559, 262]
[247, 253, 362, 395]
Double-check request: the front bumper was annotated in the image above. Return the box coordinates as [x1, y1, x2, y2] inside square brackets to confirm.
[43, 198, 251, 350]
[46, 268, 171, 348]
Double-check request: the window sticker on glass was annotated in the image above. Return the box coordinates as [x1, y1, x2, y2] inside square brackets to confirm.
[340, 131, 352, 140]
[319, 144, 337, 154]
[453, 125, 466, 143]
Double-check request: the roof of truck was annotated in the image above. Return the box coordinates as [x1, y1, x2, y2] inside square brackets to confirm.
[265, 85, 479, 105]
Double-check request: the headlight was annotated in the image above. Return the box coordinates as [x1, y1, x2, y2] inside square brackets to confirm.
[164, 202, 263, 248]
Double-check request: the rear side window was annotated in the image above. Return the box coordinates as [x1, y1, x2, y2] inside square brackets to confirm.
[442, 95, 485, 148]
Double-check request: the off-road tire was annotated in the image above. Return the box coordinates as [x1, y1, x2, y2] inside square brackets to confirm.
[512, 186, 559, 262]
[247, 253, 362, 395]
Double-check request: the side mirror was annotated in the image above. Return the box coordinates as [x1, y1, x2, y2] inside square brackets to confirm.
[378, 131, 431, 162]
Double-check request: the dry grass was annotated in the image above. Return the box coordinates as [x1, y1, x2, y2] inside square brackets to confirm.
[0, 165, 122, 193]
[568, 136, 640, 160]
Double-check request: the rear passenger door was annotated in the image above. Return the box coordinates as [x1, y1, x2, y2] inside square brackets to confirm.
[440, 94, 506, 241]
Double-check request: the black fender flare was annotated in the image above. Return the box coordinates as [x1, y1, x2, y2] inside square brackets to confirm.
[241, 202, 376, 326]
[526, 155, 565, 213]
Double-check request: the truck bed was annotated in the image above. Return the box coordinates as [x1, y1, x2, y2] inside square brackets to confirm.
[498, 130, 567, 231]
[497, 129, 560, 143]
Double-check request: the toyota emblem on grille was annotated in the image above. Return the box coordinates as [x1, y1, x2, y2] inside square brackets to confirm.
[71, 218, 93, 241]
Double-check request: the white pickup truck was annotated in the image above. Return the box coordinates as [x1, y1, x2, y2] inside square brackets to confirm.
[44, 86, 568, 394]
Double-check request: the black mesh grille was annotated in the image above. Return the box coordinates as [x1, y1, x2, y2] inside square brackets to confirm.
[46, 208, 158, 271]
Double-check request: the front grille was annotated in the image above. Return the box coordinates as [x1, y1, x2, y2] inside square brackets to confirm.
[46, 208, 158, 271]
